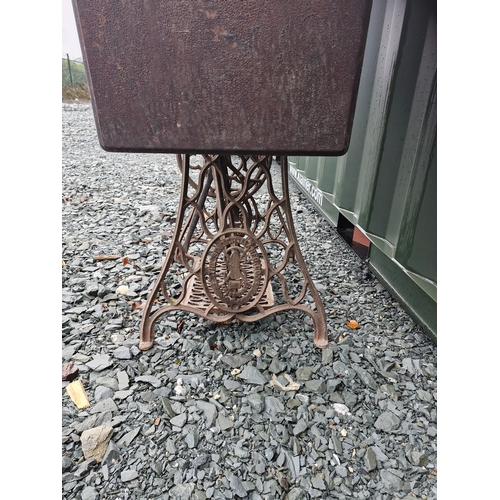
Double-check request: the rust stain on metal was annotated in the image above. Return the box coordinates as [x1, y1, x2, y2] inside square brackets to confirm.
[212, 25, 230, 41]
[204, 9, 217, 20]
[72, 0, 372, 155]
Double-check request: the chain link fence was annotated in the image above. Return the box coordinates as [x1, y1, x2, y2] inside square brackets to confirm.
[62, 55, 87, 85]
[62, 54, 89, 99]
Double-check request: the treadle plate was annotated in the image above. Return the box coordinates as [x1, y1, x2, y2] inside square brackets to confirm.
[181, 272, 274, 314]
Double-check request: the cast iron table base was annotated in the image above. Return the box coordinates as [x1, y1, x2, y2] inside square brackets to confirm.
[139, 154, 328, 350]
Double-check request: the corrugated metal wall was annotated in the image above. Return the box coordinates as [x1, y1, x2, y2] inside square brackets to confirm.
[289, 0, 436, 340]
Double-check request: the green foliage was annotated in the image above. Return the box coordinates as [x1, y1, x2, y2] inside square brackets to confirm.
[62, 58, 87, 86]
[62, 57, 90, 100]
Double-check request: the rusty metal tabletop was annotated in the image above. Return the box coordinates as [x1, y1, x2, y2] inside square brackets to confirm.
[72, 0, 372, 156]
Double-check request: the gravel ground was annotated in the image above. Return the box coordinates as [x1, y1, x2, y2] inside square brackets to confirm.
[62, 101, 437, 500]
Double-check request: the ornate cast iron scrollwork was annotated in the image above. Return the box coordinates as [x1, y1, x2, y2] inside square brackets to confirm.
[202, 230, 268, 313]
[139, 154, 328, 350]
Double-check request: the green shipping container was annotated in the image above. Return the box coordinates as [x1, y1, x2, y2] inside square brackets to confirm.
[289, 0, 436, 341]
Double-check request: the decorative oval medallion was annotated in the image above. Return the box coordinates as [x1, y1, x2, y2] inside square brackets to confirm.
[201, 230, 268, 313]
